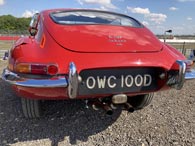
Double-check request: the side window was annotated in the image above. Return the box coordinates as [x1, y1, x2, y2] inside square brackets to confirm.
[30, 13, 39, 29]
[35, 18, 43, 42]
[29, 13, 39, 36]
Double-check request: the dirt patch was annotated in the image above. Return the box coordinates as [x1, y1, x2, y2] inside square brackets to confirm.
[0, 61, 194, 146]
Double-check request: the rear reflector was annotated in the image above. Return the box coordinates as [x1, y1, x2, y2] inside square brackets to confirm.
[47, 65, 58, 75]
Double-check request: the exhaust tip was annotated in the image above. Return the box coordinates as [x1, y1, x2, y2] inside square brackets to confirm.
[92, 104, 99, 111]
[124, 103, 135, 113]
[128, 107, 135, 113]
[106, 110, 113, 115]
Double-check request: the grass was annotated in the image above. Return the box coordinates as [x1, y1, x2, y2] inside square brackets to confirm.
[0, 41, 14, 59]
[0, 40, 14, 50]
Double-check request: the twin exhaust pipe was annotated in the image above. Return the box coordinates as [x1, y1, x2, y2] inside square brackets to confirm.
[88, 94, 135, 115]
[90, 100, 114, 115]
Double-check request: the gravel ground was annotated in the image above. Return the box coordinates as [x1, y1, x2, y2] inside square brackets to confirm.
[0, 61, 194, 146]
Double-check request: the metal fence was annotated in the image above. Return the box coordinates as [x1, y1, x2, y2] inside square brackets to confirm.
[159, 39, 195, 57]
[169, 42, 194, 57]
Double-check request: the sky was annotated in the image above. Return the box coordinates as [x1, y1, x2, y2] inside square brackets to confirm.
[0, 0, 195, 35]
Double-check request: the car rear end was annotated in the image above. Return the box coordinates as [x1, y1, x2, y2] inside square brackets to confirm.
[2, 9, 195, 118]
[3, 9, 195, 99]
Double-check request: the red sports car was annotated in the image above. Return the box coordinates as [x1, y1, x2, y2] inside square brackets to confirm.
[2, 9, 195, 118]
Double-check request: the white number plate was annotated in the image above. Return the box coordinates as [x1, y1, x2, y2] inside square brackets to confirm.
[79, 68, 159, 95]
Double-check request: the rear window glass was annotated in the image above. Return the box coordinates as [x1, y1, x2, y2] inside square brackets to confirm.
[50, 10, 143, 27]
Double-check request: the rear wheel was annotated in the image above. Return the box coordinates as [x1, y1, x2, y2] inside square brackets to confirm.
[128, 93, 154, 109]
[21, 98, 41, 118]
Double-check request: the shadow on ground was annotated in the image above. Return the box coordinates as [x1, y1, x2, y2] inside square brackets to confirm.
[0, 79, 121, 146]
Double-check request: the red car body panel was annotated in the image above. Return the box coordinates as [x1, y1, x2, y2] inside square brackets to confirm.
[47, 25, 163, 53]
[5, 9, 187, 100]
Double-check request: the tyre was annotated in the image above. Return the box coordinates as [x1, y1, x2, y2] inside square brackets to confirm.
[21, 98, 41, 118]
[128, 93, 154, 110]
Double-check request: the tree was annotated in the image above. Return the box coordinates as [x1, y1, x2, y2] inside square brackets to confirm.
[0, 15, 31, 34]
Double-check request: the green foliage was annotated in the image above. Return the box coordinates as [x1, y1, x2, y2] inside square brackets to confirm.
[0, 15, 31, 34]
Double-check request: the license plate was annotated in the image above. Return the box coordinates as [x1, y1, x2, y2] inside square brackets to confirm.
[78, 68, 159, 95]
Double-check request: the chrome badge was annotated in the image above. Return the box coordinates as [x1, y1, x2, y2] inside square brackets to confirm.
[108, 35, 127, 46]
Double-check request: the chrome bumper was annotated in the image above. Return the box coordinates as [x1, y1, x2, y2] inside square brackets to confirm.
[175, 60, 186, 90]
[1, 60, 195, 91]
[1, 69, 68, 88]
[166, 60, 195, 90]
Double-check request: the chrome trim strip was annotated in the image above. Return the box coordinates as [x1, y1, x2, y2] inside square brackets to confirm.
[2, 69, 68, 88]
[185, 69, 195, 80]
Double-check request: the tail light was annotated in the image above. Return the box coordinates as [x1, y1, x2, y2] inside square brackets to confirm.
[167, 60, 194, 89]
[15, 63, 31, 73]
[170, 60, 193, 72]
[14, 63, 58, 75]
[184, 60, 193, 72]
